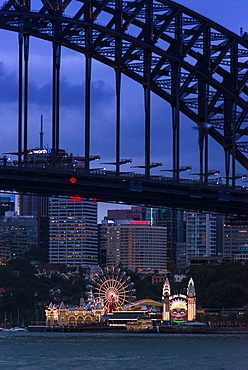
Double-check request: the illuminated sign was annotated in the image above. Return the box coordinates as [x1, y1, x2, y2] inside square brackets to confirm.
[69, 195, 97, 202]
[28, 149, 52, 155]
[130, 221, 149, 225]
[70, 177, 77, 184]
[170, 296, 188, 323]
[125, 209, 141, 214]
[70, 196, 83, 201]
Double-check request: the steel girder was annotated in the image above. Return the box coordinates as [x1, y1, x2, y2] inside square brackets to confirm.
[0, 0, 248, 176]
[0, 163, 248, 215]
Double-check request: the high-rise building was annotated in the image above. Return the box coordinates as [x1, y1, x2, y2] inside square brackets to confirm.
[49, 198, 98, 266]
[107, 206, 143, 222]
[17, 147, 80, 254]
[37, 197, 50, 251]
[0, 196, 15, 218]
[0, 212, 38, 259]
[143, 207, 185, 265]
[98, 207, 143, 267]
[0, 239, 10, 264]
[18, 194, 38, 217]
[216, 215, 224, 255]
[223, 217, 248, 256]
[18, 194, 49, 251]
[106, 222, 167, 271]
[185, 212, 217, 265]
[176, 242, 187, 271]
[98, 222, 108, 267]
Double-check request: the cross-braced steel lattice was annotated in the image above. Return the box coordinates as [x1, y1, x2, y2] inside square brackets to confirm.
[0, 0, 248, 186]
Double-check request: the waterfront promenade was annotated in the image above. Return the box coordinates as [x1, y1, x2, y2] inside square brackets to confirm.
[28, 324, 248, 335]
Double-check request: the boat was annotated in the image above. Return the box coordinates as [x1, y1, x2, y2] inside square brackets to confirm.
[9, 327, 27, 332]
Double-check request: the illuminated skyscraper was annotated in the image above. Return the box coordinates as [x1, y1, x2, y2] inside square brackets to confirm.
[0, 212, 38, 259]
[18, 194, 49, 251]
[143, 207, 185, 265]
[185, 212, 217, 264]
[0, 196, 15, 218]
[49, 198, 98, 266]
[223, 216, 248, 256]
[106, 222, 167, 271]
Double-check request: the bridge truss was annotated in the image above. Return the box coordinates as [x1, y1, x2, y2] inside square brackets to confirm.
[0, 0, 248, 187]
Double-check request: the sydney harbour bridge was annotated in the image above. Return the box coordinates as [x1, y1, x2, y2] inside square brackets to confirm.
[0, 0, 248, 215]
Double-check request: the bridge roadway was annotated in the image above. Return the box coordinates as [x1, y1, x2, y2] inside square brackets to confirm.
[0, 164, 247, 216]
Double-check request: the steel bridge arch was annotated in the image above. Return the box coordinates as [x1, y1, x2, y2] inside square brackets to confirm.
[0, 0, 248, 183]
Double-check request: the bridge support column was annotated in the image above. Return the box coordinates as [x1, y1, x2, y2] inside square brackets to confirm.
[52, 25, 61, 160]
[84, 44, 91, 171]
[224, 98, 232, 187]
[199, 135, 204, 183]
[171, 13, 182, 181]
[143, 0, 153, 177]
[224, 44, 238, 187]
[18, 31, 23, 164]
[232, 112, 236, 188]
[198, 85, 209, 185]
[144, 82, 151, 177]
[23, 33, 29, 162]
[171, 63, 180, 181]
[198, 26, 210, 184]
[115, 66, 121, 173]
[225, 149, 230, 186]
[84, 1, 92, 171]
[231, 44, 238, 188]
[115, 0, 123, 174]
[224, 99, 237, 187]
[204, 133, 209, 183]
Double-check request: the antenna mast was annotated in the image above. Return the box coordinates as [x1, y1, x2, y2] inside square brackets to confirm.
[40, 114, 44, 149]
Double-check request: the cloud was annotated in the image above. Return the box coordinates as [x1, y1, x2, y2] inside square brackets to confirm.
[0, 63, 18, 102]
[0, 60, 116, 155]
[0, 59, 114, 107]
[28, 77, 115, 108]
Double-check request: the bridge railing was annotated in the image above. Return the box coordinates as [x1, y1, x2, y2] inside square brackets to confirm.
[0, 162, 247, 194]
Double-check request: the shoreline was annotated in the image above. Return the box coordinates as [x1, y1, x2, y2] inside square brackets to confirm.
[27, 325, 248, 334]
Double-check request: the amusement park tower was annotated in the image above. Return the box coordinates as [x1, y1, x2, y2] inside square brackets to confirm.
[162, 277, 196, 323]
[162, 277, 171, 321]
[187, 278, 196, 321]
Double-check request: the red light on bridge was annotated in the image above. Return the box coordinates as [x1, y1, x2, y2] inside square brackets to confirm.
[130, 221, 149, 225]
[93, 198, 98, 202]
[70, 196, 83, 202]
[70, 177, 77, 183]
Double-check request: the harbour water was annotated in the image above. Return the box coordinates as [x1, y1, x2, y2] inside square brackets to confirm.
[0, 331, 248, 369]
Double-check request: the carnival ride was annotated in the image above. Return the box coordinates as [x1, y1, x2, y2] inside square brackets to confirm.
[87, 268, 136, 313]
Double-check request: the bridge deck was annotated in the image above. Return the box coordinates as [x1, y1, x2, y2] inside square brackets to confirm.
[0, 164, 247, 216]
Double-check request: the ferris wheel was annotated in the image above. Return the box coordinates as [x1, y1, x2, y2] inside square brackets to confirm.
[88, 268, 136, 313]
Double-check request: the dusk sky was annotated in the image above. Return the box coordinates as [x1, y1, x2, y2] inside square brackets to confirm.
[0, 0, 247, 221]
